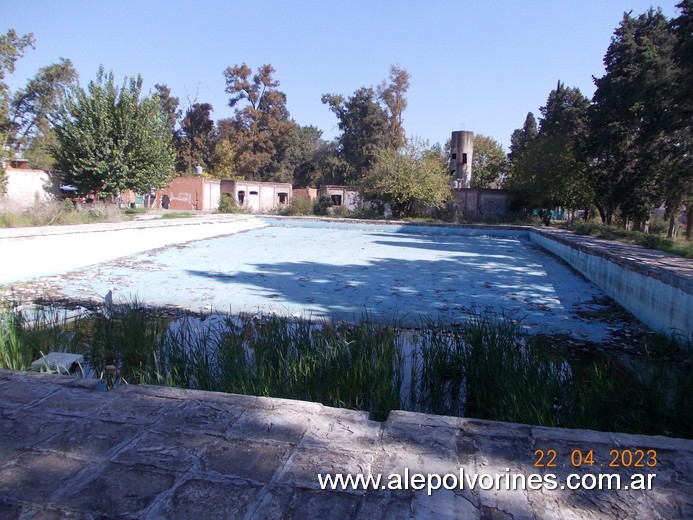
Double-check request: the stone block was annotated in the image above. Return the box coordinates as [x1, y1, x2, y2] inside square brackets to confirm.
[31, 352, 84, 374]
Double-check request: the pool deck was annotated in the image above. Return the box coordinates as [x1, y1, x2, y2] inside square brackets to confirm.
[1, 370, 691, 519]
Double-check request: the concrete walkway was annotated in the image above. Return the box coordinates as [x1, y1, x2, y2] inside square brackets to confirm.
[0, 214, 266, 284]
[1, 370, 691, 519]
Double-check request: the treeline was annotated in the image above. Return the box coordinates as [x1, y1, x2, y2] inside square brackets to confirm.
[1, 3, 690, 226]
[506, 4, 692, 237]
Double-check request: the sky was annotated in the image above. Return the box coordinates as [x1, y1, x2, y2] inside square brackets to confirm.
[2, 0, 684, 150]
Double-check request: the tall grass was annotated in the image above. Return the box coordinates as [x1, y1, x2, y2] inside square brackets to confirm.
[0, 302, 690, 437]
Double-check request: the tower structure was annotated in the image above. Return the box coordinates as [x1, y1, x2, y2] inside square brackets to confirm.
[449, 131, 474, 188]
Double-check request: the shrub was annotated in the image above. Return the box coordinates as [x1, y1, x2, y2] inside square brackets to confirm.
[278, 194, 313, 216]
[313, 195, 333, 216]
[218, 194, 243, 214]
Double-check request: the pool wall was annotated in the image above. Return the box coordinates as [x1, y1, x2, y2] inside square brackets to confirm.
[530, 229, 692, 338]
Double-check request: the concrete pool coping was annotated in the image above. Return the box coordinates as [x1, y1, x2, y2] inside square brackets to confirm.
[1, 369, 691, 519]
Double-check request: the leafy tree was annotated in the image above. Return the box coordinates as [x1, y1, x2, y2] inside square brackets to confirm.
[0, 29, 35, 193]
[322, 87, 390, 184]
[360, 139, 451, 218]
[508, 112, 537, 163]
[589, 9, 677, 225]
[665, 1, 693, 237]
[153, 83, 180, 134]
[53, 67, 175, 197]
[470, 134, 508, 189]
[377, 64, 410, 150]
[506, 82, 591, 222]
[176, 102, 216, 174]
[223, 63, 296, 182]
[9, 58, 78, 155]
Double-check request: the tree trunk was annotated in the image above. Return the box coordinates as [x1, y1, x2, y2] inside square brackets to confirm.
[667, 213, 676, 239]
[687, 204, 692, 240]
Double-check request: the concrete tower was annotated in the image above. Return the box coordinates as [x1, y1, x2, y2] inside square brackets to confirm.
[449, 131, 474, 188]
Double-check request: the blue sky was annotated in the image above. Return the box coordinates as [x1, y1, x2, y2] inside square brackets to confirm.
[3, 0, 683, 150]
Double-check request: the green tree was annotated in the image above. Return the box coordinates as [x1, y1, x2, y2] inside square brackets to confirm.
[470, 134, 508, 189]
[589, 9, 677, 225]
[0, 29, 35, 193]
[506, 82, 591, 222]
[176, 102, 216, 174]
[377, 64, 410, 150]
[665, 1, 693, 237]
[53, 67, 175, 197]
[9, 58, 78, 152]
[508, 112, 537, 163]
[360, 139, 451, 218]
[322, 87, 390, 184]
[223, 63, 296, 182]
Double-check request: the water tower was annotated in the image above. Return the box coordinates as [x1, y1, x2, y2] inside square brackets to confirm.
[449, 131, 474, 188]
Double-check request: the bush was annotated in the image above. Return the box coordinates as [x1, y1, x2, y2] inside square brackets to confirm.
[313, 195, 333, 216]
[218, 194, 243, 214]
[278, 194, 313, 216]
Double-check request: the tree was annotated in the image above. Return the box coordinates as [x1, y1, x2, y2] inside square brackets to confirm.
[53, 67, 175, 197]
[9, 58, 78, 153]
[506, 82, 591, 222]
[508, 112, 537, 163]
[176, 102, 216, 174]
[470, 135, 508, 189]
[377, 64, 410, 150]
[153, 83, 180, 135]
[223, 63, 296, 181]
[360, 139, 451, 218]
[589, 9, 677, 225]
[322, 87, 390, 184]
[0, 29, 35, 193]
[665, 1, 693, 237]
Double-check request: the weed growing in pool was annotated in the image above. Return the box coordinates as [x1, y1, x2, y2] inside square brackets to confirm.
[1, 302, 690, 437]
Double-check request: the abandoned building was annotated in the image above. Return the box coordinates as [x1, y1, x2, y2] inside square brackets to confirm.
[155, 176, 221, 211]
[220, 180, 292, 213]
[1, 159, 60, 209]
[449, 130, 474, 189]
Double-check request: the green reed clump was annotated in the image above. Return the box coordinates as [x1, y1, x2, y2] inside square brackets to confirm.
[0, 305, 81, 370]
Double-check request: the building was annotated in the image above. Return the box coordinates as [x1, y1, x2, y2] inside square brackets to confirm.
[317, 185, 359, 212]
[1, 160, 60, 209]
[449, 130, 474, 189]
[220, 180, 292, 213]
[156, 176, 221, 211]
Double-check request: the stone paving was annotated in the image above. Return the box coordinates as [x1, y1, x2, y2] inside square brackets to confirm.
[1, 370, 691, 519]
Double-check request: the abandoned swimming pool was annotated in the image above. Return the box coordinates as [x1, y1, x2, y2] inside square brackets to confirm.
[5, 217, 638, 344]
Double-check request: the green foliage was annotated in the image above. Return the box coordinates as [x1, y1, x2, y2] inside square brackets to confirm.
[506, 82, 592, 221]
[322, 87, 390, 184]
[589, 9, 682, 224]
[377, 65, 410, 150]
[313, 195, 333, 216]
[222, 63, 296, 182]
[53, 67, 176, 197]
[360, 139, 452, 218]
[278, 194, 313, 216]
[470, 134, 509, 188]
[2, 301, 690, 435]
[218, 193, 244, 214]
[176, 102, 216, 175]
[0, 200, 122, 228]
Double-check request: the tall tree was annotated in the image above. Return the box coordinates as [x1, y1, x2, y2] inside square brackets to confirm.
[665, 1, 693, 237]
[589, 9, 677, 225]
[470, 135, 509, 189]
[53, 67, 175, 196]
[176, 102, 216, 174]
[508, 112, 538, 163]
[8, 58, 78, 169]
[223, 63, 296, 182]
[322, 87, 390, 184]
[153, 83, 180, 135]
[506, 82, 591, 222]
[377, 64, 410, 150]
[0, 29, 34, 193]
